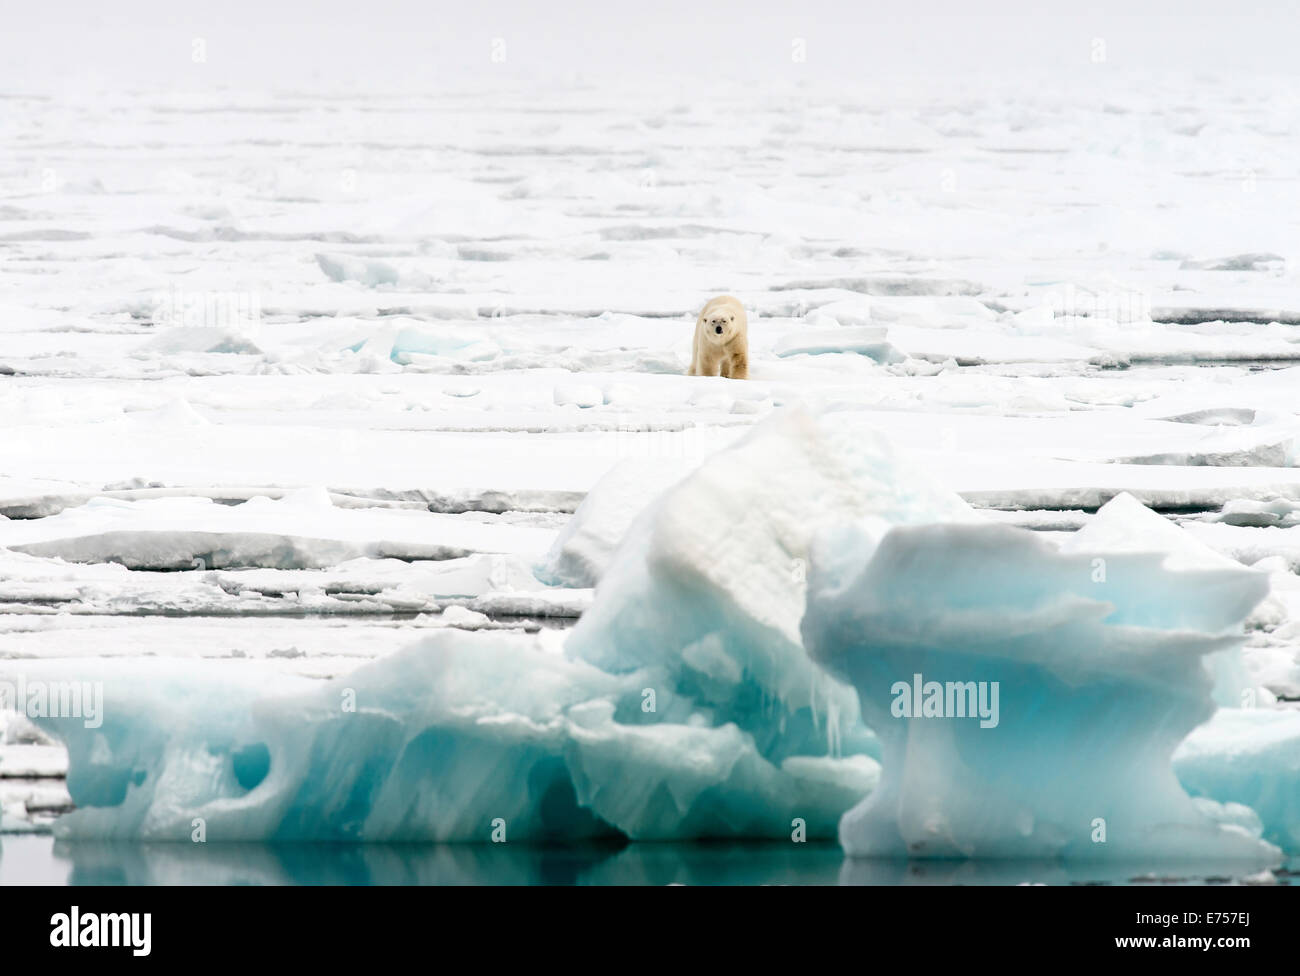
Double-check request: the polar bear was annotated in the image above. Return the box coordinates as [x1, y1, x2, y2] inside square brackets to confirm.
[688, 295, 748, 379]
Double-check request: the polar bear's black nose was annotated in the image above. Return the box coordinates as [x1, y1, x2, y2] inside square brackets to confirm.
[714, 324, 723, 334]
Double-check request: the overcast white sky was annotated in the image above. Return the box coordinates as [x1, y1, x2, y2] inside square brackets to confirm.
[1, 1, 1297, 92]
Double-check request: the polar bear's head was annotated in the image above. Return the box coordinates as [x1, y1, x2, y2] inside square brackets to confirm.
[701, 307, 740, 344]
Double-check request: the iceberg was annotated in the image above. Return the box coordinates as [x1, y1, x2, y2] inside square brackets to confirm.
[14, 411, 902, 842]
[802, 490, 1279, 861]
[537, 458, 697, 588]
[1174, 707, 1300, 854]
[564, 409, 974, 767]
[13, 633, 875, 842]
[10, 409, 1295, 859]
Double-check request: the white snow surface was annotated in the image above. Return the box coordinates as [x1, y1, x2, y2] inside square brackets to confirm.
[2, 70, 1300, 855]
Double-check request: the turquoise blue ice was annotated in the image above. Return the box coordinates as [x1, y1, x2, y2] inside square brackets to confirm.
[11, 410, 1297, 859]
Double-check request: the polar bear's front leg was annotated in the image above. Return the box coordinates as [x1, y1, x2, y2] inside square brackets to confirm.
[729, 349, 748, 380]
[690, 351, 718, 376]
[692, 349, 718, 376]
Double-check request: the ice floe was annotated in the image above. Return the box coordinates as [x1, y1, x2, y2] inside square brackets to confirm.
[0, 489, 555, 570]
[11, 411, 1295, 858]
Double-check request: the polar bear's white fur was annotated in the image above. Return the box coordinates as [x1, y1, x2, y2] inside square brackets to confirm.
[688, 295, 748, 379]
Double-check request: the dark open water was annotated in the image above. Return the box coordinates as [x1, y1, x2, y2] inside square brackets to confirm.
[1, 835, 1294, 886]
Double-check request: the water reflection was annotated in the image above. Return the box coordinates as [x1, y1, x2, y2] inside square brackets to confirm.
[1, 835, 1294, 886]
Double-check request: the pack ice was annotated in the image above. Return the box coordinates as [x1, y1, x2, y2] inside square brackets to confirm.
[12, 411, 1294, 859]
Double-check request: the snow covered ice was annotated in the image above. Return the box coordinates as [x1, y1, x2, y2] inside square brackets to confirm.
[3, 15, 1300, 879]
